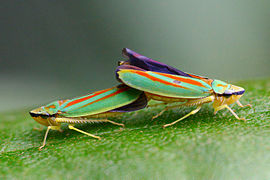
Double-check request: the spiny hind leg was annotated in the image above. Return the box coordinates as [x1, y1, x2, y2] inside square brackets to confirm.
[78, 119, 125, 127]
[55, 117, 124, 127]
[101, 119, 125, 127]
[163, 105, 202, 128]
[68, 124, 101, 140]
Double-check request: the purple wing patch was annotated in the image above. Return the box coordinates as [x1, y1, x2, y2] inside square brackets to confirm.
[122, 48, 192, 77]
[110, 92, 147, 112]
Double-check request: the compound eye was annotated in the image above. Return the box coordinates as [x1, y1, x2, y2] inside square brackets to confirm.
[224, 89, 233, 94]
[223, 90, 233, 97]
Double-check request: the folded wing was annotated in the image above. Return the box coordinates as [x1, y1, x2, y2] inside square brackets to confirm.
[117, 68, 213, 99]
[59, 85, 145, 117]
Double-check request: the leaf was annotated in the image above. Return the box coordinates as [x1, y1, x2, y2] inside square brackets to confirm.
[0, 79, 269, 179]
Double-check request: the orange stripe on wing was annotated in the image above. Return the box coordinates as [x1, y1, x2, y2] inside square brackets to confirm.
[217, 84, 228, 88]
[189, 74, 205, 80]
[129, 70, 189, 89]
[58, 100, 68, 106]
[47, 105, 56, 109]
[184, 74, 213, 86]
[154, 72, 206, 87]
[79, 86, 130, 108]
[64, 88, 112, 108]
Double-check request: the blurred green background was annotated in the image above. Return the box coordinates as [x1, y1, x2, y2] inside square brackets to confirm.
[1, 0, 270, 110]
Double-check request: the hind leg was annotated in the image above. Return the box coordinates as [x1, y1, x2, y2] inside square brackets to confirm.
[152, 96, 214, 121]
[68, 124, 101, 140]
[163, 105, 202, 128]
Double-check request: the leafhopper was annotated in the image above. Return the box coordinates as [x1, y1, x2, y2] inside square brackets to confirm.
[30, 84, 147, 149]
[116, 48, 251, 128]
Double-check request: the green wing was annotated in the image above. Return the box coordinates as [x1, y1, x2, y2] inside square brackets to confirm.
[118, 69, 213, 99]
[58, 85, 142, 117]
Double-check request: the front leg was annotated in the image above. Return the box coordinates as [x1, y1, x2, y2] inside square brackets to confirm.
[236, 100, 252, 108]
[225, 105, 246, 121]
[39, 126, 61, 150]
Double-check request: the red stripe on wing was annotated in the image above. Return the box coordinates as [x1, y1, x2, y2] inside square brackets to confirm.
[130, 70, 189, 89]
[154, 72, 205, 87]
[64, 88, 112, 108]
[58, 100, 68, 106]
[79, 86, 130, 108]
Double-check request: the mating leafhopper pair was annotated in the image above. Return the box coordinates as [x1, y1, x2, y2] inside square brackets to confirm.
[30, 48, 251, 149]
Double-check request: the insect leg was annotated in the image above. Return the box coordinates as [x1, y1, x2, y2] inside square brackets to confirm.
[68, 124, 101, 140]
[151, 104, 180, 120]
[236, 100, 252, 108]
[152, 96, 214, 120]
[100, 120, 125, 127]
[236, 100, 254, 113]
[163, 105, 202, 128]
[39, 126, 51, 150]
[147, 102, 168, 108]
[225, 105, 246, 121]
[39, 126, 61, 150]
[33, 127, 43, 131]
[55, 117, 124, 126]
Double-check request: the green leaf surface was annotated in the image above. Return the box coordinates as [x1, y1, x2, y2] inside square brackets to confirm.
[1, 79, 269, 179]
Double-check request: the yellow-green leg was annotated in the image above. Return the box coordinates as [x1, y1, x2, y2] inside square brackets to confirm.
[214, 104, 246, 121]
[68, 124, 101, 140]
[152, 96, 214, 121]
[152, 104, 181, 120]
[147, 102, 168, 108]
[55, 117, 124, 127]
[39, 126, 61, 150]
[163, 105, 202, 128]
[236, 100, 252, 108]
[225, 105, 246, 121]
[236, 100, 254, 113]
[101, 120, 125, 127]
